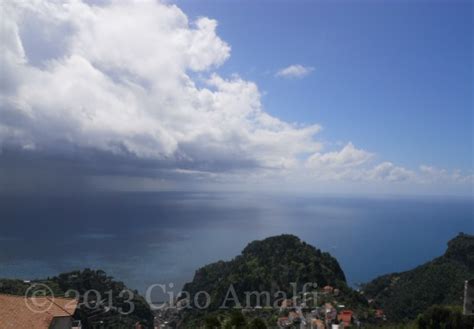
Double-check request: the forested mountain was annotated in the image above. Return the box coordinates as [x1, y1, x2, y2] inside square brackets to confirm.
[362, 233, 474, 321]
[182, 234, 363, 310]
[2, 233, 472, 328]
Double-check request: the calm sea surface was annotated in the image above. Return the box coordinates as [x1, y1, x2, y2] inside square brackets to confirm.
[0, 192, 472, 293]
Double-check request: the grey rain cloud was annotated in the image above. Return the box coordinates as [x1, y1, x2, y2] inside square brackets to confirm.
[0, 0, 471, 194]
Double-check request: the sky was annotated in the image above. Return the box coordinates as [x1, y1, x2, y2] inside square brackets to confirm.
[177, 0, 473, 170]
[0, 0, 472, 196]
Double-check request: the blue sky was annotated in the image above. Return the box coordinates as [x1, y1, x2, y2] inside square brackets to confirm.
[178, 0, 473, 171]
[0, 0, 472, 195]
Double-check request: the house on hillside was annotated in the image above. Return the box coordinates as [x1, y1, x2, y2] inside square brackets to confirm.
[337, 310, 353, 328]
[311, 318, 325, 329]
[279, 298, 294, 310]
[277, 316, 292, 328]
[0, 293, 80, 329]
[375, 309, 385, 320]
[288, 310, 300, 323]
[324, 302, 337, 321]
[322, 285, 334, 294]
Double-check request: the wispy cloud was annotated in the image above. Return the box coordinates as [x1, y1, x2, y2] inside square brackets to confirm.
[275, 64, 314, 79]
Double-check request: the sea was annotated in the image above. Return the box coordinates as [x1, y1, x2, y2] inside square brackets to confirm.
[0, 192, 472, 296]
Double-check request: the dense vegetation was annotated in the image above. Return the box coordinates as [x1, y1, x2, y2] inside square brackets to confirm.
[416, 305, 474, 329]
[0, 269, 154, 329]
[2, 233, 473, 328]
[362, 233, 474, 322]
[0, 278, 30, 295]
[200, 311, 270, 328]
[183, 234, 350, 310]
[176, 234, 371, 327]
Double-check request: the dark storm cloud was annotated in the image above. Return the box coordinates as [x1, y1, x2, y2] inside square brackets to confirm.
[0, 143, 260, 195]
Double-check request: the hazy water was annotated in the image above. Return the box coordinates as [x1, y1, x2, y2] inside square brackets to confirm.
[0, 192, 472, 294]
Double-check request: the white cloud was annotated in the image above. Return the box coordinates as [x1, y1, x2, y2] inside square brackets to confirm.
[304, 143, 374, 180]
[276, 64, 314, 79]
[0, 0, 321, 171]
[0, 0, 471, 194]
[368, 162, 415, 182]
[307, 142, 373, 169]
[419, 165, 474, 184]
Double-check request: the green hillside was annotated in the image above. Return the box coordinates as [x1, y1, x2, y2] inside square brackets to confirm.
[182, 234, 357, 310]
[362, 233, 474, 322]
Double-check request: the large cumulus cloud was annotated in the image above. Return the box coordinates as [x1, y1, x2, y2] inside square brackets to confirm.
[0, 0, 471, 193]
[1, 0, 321, 172]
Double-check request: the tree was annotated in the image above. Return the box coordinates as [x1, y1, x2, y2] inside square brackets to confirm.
[224, 311, 247, 329]
[416, 305, 464, 329]
[204, 315, 221, 329]
[248, 318, 267, 329]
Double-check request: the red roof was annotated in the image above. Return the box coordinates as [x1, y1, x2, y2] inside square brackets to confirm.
[0, 294, 78, 329]
[338, 310, 353, 326]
